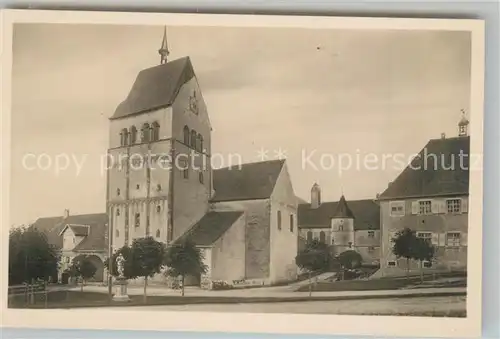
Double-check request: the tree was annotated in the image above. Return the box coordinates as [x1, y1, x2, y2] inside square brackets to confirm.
[337, 250, 363, 280]
[104, 245, 136, 280]
[9, 226, 59, 285]
[164, 239, 207, 296]
[391, 228, 419, 280]
[295, 239, 332, 296]
[131, 237, 166, 303]
[413, 237, 436, 283]
[68, 256, 97, 291]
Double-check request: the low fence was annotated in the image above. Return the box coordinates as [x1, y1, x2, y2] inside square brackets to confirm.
[7, 282, 49, 308]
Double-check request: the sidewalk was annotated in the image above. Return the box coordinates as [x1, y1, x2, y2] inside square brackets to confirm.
[61, 284, 466, 300]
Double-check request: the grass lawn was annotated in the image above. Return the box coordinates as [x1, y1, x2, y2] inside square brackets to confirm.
[296, 271, 467, 292]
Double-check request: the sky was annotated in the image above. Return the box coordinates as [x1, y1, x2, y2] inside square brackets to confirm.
[10, 23, 471, 226]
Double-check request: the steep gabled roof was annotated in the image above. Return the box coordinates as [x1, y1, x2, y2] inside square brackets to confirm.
[298, 199, 380, 231]
[379, 136, 470, 200]
[111, 57, 195, 120]
[175, 211, 244, 246]
[211, 159, 285, 202]
[31, 213, 107, 250]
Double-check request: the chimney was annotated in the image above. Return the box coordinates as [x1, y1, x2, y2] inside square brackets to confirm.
[63, 209, 70, 219]
[441, 133, 446, 139]
[310, 183, 321, 209]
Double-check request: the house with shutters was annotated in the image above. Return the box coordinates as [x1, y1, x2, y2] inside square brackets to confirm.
[30, 210, 108, 283]
[298, 184, 381, 265]
[376, 116, 470, 276]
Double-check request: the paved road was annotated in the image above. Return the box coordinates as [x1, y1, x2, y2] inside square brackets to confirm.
[103, 296, 466, 316]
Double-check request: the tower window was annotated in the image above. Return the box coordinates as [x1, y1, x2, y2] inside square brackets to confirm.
[141, 123, 151, 143]
[156, 184, 162, 192]
[116, 209, 120, 216]
[198, 134, 204, 153]
[289, 214, 294, 232]
[190, 130, 197, 149]
[183, 125, 190, 145]
[116, 188, 121, 196]
[134, 213, 140, 228]
[156, 229, 161, 238]
[151, 122, 160, 141]
[115, 229, 120, 237]
[199, 172, 204, 184]
[348, 242, 353, 248]
[120, 128, 129, 146]
[156, 205, 161, 213]
[136, 184, 140, 190]
[129, 126, 137, 144]
[368, 231, 375, 238]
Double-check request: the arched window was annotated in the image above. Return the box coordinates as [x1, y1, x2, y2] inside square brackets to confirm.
[116, 208, 120, 216]
[198, 134, 204, 153]
[277, 211, 282, 230]
[289, 214, 294, 232]
[156, 229, 161, 238]
[134, 213, 140, 228]
[307, 231, 313, 243]
[319, 231, 326, 244]
[120, 128, 129, 146]
[156, 205, 161, 213]
[141, 123, 150, 143]
[129, 126, 137, 144]
[151, 122, 160, 141]
[191, 130, 197, 150]
[183, 126, 190, 145]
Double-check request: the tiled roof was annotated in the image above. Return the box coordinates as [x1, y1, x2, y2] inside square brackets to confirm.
[175, 211, 244, 246]
[332, 195, 355, 219]
[298, 199, 380, 231]
[111, 57, 195, 119]
[379, 136, 470, 200]
[212, 159, 285, 202]
[31, 213, 107, 251]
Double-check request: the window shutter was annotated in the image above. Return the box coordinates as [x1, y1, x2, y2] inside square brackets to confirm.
[438, 200, 446, 214]
[461, 232, 468, 246]
[431, 200, 439, 214]
[439, 233, 447, 246]
[411, 201, 419, 215]
[431, 233, 439, 246]
[462, 198, 468, 213]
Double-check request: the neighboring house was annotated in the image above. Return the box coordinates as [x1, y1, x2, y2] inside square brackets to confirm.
[31, 210, 108, 283]
[107, 31, 298, 288]
[376, 117, 470, 277]
[298, 184, 381, 265]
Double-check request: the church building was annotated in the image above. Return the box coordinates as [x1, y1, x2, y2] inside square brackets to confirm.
[106, 28, 298, 288]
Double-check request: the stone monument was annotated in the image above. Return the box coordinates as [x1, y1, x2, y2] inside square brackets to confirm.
[112, 253, 130, 302]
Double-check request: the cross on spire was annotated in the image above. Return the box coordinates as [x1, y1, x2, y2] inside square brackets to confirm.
[158, 26, 170, 64]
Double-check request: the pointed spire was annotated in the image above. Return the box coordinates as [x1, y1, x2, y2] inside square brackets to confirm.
[332, 195, 355, 219]
[158, 26, 170, 64]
